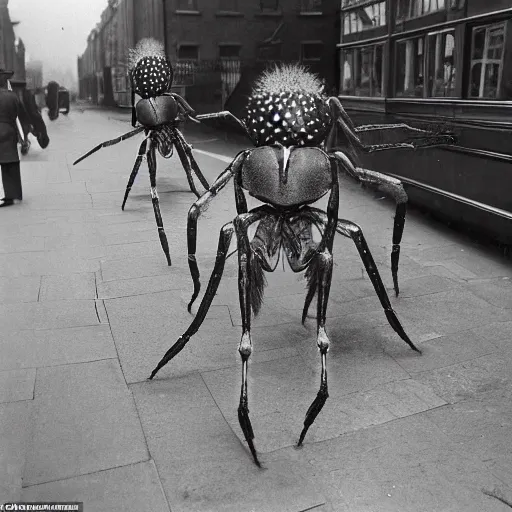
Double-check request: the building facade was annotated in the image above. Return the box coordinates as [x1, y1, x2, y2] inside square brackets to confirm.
[78, 0, 339, 109]
[0, 0, 25, 81]
[337, 0, 512, 244]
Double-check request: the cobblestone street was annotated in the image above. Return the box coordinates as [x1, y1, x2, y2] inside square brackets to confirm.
[1, 107, 512, 511]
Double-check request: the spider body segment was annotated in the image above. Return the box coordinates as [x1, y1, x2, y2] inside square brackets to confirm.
[73, 39, 210, 265]
[149, 65, 455, 466]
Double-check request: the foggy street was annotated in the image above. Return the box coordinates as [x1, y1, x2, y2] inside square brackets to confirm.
[1, 106, 512, 511]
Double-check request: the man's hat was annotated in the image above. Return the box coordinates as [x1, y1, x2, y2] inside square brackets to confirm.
[0, 68, 14, 78]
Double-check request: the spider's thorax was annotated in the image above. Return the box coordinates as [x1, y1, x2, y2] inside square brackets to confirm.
[241, 145, 332, 208]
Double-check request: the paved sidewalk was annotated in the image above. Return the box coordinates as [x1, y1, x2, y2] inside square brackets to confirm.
[1, 107, 512, 511]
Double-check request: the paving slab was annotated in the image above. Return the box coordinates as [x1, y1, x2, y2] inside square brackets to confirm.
[0, 235, 46, 254]
[202, 353, 444, 453]
[0, 276, 41, 304]
[0, 325, 117, 371]
[0, 300, 100, 331]
[0, 401, 32, 502]
[39, 273, 97, 301]
[100, 255, 178, 281]
[24, 359, 149, 486]
[0, 368, 36, 403]
[105, 290, 236, 383]
[425, 391, 512, 488]
[412, 350, 512, 404]
[132, 375, 326, 512]
[380, 328, 499, 373]
[286, 414, 510, 512]
[22, 461, 170, 512]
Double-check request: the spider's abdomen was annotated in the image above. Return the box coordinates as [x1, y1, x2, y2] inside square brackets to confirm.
[242, 146, 332, 207]
[132, 56, 173, 99]
[244, 92, 331, 147]
[136, 96, 178, 127]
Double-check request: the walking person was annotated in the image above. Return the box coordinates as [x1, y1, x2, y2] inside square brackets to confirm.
[0, 68, 23, 207]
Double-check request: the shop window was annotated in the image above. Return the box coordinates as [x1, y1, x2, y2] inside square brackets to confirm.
[343, 2, 386, 35]
[301, 42, 324, 61]
[469, 22, 507, 99]
[340, 44, 384, 97]
[427, 30, 456, 97]
[395, 36, 425, 97]
[300, 0, 322, 12]
[177, 0, 198, 10]
[397, 0, 445, 19]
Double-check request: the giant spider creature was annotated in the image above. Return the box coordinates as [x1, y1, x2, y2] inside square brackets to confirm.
[73, 39, 209, 265]
[149, 65, 455, 466]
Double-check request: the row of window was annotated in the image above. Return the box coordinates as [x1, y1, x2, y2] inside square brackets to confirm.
[342, 0, 457, 35]
[177, 41, 324, 61]
[177, 0, 322, 13]
[340, 20, 511, 100]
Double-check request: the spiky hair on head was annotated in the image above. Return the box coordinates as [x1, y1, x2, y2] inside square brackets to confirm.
[128, 38, 172, 100]
[245, 63, 331, 148]
[128, 38, 166, 70]
[252, 63, 324, 96]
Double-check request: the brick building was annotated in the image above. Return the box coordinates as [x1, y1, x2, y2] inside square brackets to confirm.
[78, 0, 339, 109]
[0, 0, 25, 81]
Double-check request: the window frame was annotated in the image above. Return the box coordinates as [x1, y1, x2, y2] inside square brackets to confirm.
[299, 0, 322, 14]
[342, 1, 387, 36]
[218, 43, 242, 60]
[177, 43, 200, 62]
[397, 0, 446, 21]
[467, 21, 507, 100]
[426, 27, 457, 98]
[218, 0, 238, 11]
[300, 40, 324, 61]
[394, 34, 427, 98]
[339, 42, 386, 98]
[260, 0, 280, 12]
[176, 0, 198, 11]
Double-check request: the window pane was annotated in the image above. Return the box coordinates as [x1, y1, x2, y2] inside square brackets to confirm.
[302, 42, 324, 60]
[396, 37, 425, 97]
[341, 50, 354, 94]
[219, 45, 240, 59]
[343, 1, 386, 33]
[219, 0, 237, 10]
[177, 0, 197, 9]
[340, 44, 383, 97]
[260, 0, 279, 10]
[428, 31, 456, 97]
[300, 0, 322, 12]
[469, 23, 506, 99]
[178, 45, 199, 60]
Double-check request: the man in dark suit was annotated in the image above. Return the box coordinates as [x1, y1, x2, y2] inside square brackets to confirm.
[10, 79, 50, 154]
[0, 68, 23, 207]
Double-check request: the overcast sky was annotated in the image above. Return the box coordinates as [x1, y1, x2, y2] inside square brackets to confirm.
[10, 0, 108, 79]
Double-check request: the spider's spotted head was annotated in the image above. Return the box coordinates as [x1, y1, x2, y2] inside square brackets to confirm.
[129, 38, 173, 99]
[244, 64, 331, 147]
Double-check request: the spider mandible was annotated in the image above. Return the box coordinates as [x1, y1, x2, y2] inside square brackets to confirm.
[73, 39, 210, 265]
[149, 65, 455, 466]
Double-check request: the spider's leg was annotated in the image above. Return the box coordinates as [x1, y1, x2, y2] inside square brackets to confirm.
[298, 248, 333, 447]
[73, 126, 145, 165]
[122, 137, 148, 211]
[234, 211, 268, 468]
[174, 128, 210, 192]
[337, 219, 420, 353]
[187, 150, 251, 312]
[147, 140, 172, 266]
[173, 132, 201, 198]
[149, 222, 235, 380]
[303, 158, 339, 323]
[335, 152, 407, 296]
